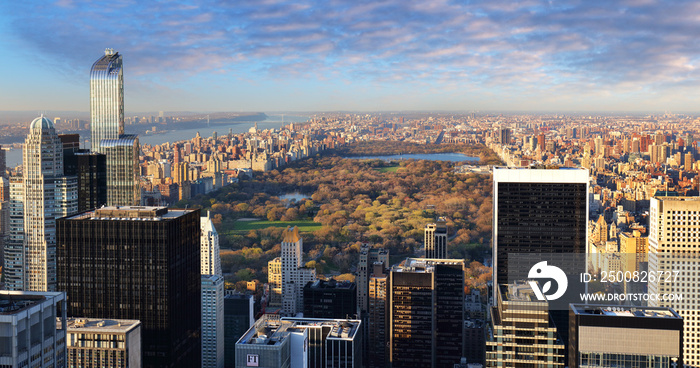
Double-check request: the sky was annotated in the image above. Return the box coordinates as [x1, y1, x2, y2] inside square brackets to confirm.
[2, 0, 700, 113]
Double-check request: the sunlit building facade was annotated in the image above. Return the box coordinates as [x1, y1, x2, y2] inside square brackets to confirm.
[90, 48, 124, 154]
[102, 135, 140, 206]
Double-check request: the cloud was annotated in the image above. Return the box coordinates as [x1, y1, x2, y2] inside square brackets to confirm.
[4, 0, 700, 109]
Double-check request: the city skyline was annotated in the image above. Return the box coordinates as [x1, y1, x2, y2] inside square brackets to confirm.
[2, 1, 700, 113]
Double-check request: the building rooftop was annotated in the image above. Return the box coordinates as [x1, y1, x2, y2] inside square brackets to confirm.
[282, 226, 300, 243]
[237, 315, 361, 346]
[66, 318, 141, 334]
[570, 304, 681, 319]
[0, 291, 64, 315]
[306, 279, 355, 290]
[64, 206, 196, 221]
[393, 258, 464, 273]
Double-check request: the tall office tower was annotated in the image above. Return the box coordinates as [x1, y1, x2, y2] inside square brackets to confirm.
[201, 211, 222, 276]
[493, 168, 588, 285]
[648, 196, 700, 366]
[498, 127, 511, 144]
[302, 279, 356, 319]
[64, 151, 107, 211]
[486, 282, 565, 367]
[424, 217, 448, 259]
[66, 318, 142, 368]
[202, 275, 224, 368]
[224, 293, 254, 368]
[102, 134, 140, 206]
[356, 244, 389, 314]
[389, 258, 464, 368]
[236, 315, 362, 368]
[57, 206, 201, 368]
[492, 167, 588, 355]
[90, 48, 124, 154]
[0, 291, 67, 368]
[14, 116, 79, 292]
[279, 226, 316, 315]
[569, 304, 682, 368]
[367, 262, 388, 368]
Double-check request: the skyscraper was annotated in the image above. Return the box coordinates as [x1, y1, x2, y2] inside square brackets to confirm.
[57, 206, 201, 368]
[102, 135, 140, 206]
[90, 48, 124, 154]
[648, 196, 700, 366]
[277, 226, 316, 315]
[367, 262, 388, 368]
[492, 167, 588, 356]
[201, 211, 222, 276]
[492, 167, 589, 286]
[200, 212, 224, 368]
[389, 258, 464, 368]
[356, 244, 389, 314]
[424, 217, 448, 259]
[224, 293, 254, 368]
[201, 275, 224, 368]
[7, 116, 78, 292]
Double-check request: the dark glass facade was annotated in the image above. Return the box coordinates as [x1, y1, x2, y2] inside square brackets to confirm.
[389, 260, 464, 368]
[495, 182, 587, 285]
[57, 207, 201, 368]
[224, 294, 253, 368]
[64, 152, 107, 212]
[303, 280, 357, 319]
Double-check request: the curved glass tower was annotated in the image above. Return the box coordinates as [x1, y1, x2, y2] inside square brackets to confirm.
[90, 48, 123, 154]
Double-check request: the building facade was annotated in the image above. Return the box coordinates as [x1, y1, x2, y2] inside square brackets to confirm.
[486, 282, 565, 368]
[389, 258, 465, 368]
[303, 279, 356, 319]
[569, 304, 682, 368]
[202, 275, 225, 368]
[648, 196, 700, 366]
[102, 135, 140, 206]
[90, 48, 124, 154]
[279, 226, 316, 315]
[201, 211, 222, 276]
[57, 206, 201, 368]
[424, 217, 448, 259]
[224, 293, 254, 368]
[367, 263, 387, 368]
[66, 318, 142, 368]
[64, 151, 107, 212]
[0, 291, 67, 368]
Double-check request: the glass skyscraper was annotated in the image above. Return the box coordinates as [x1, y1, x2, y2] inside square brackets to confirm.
[102, 134, 140, 206]
[90, 48, 124, 154]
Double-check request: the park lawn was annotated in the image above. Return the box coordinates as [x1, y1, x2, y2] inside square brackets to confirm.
[375, 165, 400, 173]
[230, 219, 322, 233]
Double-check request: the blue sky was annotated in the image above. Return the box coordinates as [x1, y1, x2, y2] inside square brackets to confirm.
[2, 0, 700, 113]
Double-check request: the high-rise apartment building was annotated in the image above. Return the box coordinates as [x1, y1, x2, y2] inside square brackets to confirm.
[389, 258, 464, 368]
[57, 206, 201, 368]
[66, 318, 142, 368]
[569, 304, 682, 368]
[202, 275, 224, 368]
[64, 150, 107, 212]
[0, 291, 67, 368]
[275, 226, 316, 315]
[90, 48, 124, 154]
[103, 135, 140, 206]
[6, 117, 78, 292]
[267, 257, 283, 307]
[356, 244, 389, 314]
[486, 282, 565, 367]
[367, 262, 387, 368]
[424, 217, 448, 259]
[201, 211, 222, 276]
[648, 196, 700, 366]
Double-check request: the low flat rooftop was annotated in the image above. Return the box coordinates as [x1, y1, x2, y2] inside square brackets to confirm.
[393, 258, 464, 273]
[570, 304, 681, 319]
[66, 318, 141, 333]
[238, 315, 361, 346]
[64, 206, 195, 221]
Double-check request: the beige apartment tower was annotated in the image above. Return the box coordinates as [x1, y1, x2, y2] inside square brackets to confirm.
[66, 318, 141, 368]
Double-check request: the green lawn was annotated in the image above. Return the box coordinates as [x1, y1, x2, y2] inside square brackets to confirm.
[229, 219, 322, 233]
[376, 165, 400, 173]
